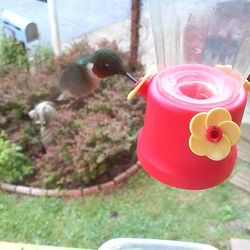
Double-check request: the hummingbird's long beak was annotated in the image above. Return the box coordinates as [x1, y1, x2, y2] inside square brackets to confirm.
[124, 72, 138, 83]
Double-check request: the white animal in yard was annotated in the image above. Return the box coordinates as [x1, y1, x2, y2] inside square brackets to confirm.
[28, 101, 57, 125]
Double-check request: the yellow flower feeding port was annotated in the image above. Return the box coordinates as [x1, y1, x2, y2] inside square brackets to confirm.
[189, 108, 241, 161]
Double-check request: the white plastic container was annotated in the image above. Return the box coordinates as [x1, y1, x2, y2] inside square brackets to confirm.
[98, 238, 218, 250]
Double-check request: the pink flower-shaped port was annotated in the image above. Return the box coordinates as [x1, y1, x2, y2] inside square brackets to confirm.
[189, 108, 241, 161]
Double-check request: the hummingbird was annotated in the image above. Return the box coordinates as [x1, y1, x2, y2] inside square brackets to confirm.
[57, 48, 137, 101]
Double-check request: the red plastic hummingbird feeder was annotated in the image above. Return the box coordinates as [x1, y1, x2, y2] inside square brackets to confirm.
[128, 0, 250, 190]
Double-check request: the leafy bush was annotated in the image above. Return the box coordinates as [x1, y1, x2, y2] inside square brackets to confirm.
[0, 40, 145, 188]
[30, 44, 53, 68]
[0, 132, 34, 183]
[33, 44, 53, 63]
[0, 35, 29, 74]
[33, 74, 145, 188]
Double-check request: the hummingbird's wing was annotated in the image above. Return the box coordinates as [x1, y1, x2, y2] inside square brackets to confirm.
[59, 63, 88, 98]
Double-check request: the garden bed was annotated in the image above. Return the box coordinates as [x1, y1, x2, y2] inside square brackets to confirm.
[0, 163, 140, 197]
[0, 40, 145, 190]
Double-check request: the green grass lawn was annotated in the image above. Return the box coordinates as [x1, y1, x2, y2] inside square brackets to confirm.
[0, 161, 249, 250]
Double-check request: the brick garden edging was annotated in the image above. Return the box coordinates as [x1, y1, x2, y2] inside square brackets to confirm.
[0, 162, 140, 197]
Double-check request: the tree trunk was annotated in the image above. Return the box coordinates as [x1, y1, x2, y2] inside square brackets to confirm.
[130, 0, 141, 71]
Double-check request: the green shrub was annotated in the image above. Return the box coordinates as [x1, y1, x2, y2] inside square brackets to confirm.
[30, 44, 53, 68]
[0, 35, 29, 74]
[0, 132, 34, 183]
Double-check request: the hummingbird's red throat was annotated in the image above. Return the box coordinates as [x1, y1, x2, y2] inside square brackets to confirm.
[92, 64, 111, 78]
[87, 63, 102, 79]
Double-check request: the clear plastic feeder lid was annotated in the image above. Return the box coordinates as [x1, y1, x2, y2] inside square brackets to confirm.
[148, 0, 250, 97]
